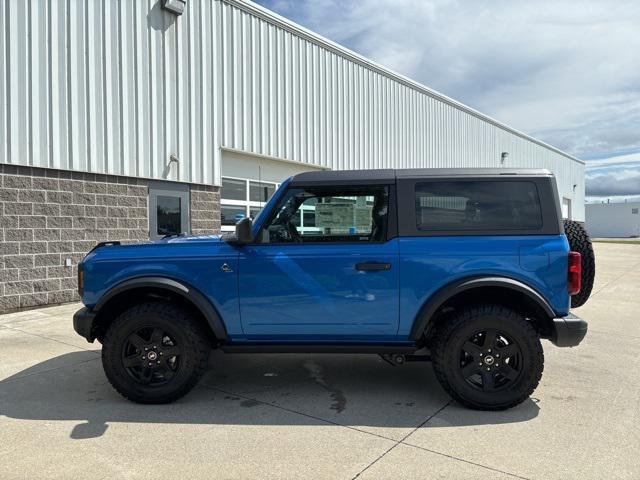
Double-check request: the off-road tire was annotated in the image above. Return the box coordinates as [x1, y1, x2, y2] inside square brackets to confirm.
[431, 305, 544, 410]
[101, 302, 210, 404]
[563, 219, 595, 308]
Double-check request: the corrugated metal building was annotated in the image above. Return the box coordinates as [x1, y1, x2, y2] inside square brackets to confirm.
[586, 202, 640, 238]
[1, 0, 585, 311]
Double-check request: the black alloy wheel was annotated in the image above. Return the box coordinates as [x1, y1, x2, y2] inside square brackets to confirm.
[102, 302, 210, 404]
[431, 304, 544, 410]
[459, 328, 523, 392]
[121, 326, 184, 387]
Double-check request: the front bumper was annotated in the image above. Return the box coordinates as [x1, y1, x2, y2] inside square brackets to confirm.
[549, 313, 588, 347]
[73, 307, 97, 343]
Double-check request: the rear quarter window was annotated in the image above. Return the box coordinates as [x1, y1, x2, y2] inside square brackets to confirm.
[415, 181, 543, 231]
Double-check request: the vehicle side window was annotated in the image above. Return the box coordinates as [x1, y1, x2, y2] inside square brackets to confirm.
[261, 186, 389, 243]
[415, 181, 543, 231]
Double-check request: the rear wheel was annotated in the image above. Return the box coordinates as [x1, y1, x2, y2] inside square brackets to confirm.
[431, 305, 544, 410]
[563, 220, 595, 308]
[101, 302, 210, 404]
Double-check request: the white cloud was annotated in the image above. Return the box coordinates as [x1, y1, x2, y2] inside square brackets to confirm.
[585, 151, 640, 170]
[256, 0, 640, 159]
[586, 169, 640, 196]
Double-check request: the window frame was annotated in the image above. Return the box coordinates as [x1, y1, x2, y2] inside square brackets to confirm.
[148, 181, 190, 240]
[253, 183, 397, 245]
[220, 175, 280, 232]
[397, 177, 562, 237]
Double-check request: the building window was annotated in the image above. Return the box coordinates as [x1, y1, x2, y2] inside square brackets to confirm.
[220, 176, 279, 231]
[157, 196, 182, 235]
[221, 205, 247, 227]
[221, 177, 246, 201]
[149, 181, 190, 239]
[250, 181, 276, 202]
[633, 208, 639, 215]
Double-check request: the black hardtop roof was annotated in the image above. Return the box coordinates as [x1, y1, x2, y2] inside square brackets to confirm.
[289, 168, 553, 185]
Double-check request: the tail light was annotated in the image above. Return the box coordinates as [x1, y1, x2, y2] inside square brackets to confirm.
[568, 252, 581, 295]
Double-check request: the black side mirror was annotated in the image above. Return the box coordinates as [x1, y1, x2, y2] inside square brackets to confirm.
[234, 217, 254, 244]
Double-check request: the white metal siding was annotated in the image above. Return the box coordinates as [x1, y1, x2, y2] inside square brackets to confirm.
[217, 0, 585, 220]
[0, 0, 219, 185]
[0, 0, 585, 219]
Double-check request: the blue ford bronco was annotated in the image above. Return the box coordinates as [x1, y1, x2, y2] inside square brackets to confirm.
[73, 168, 594, 410]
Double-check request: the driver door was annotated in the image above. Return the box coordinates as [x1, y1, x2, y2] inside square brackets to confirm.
[238, 184, 400, 340]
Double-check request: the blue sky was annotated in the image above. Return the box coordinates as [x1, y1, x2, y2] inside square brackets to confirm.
[254, 0, 640, 200]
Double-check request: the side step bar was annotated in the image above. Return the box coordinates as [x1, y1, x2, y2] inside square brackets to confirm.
[221, 344, 418, 354]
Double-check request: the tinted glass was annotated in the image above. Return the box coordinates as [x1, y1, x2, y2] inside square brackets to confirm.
[221, 178, 246, 201]
[415, 181, 543, 231]
[157, 196, 181, 235]
[263, 186, 389, 243]
[221, 205, 246, 226]
[303, 210, 316, 227]
[250, 181, 276, 202]
[249, 207, 263, 219]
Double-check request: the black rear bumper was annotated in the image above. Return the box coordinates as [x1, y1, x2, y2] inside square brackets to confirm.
[549, 313, 588, 347]
[73, 307, 97, 343]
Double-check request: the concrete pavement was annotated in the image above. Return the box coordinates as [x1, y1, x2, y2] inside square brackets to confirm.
[1, 243, 639, 479]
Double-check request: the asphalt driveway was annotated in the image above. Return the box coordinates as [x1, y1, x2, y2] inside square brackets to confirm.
[1, 243, 639, 479]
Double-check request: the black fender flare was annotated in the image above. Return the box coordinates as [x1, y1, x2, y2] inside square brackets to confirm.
[409, 276, 556, 340]
[94, 276, 228, 341]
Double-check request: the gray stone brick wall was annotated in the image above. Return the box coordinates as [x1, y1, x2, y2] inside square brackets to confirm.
[1, 164, 221, 314]
[190, 185, 221, 235]
[0, 165, 150, 313]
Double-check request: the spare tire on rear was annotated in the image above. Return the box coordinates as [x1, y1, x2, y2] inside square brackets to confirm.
[563, 220, 595, 308]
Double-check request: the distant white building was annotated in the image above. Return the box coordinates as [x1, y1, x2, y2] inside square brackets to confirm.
[586, 202, 640, 237]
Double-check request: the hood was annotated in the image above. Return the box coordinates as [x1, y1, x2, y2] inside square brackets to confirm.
[82, 234, 233, 264]
[155, 234, 224, 244]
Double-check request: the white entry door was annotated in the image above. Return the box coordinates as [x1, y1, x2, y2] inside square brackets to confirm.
[562, 198, 572, 219]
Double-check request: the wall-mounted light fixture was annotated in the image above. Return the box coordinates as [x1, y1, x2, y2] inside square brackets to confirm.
[163, 153, 180, 180]
[162, 0, 186, 15]
[501, 152, 509, 164]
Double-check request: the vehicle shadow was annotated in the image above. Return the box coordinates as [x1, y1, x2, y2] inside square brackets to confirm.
[0, 350, 539, 439]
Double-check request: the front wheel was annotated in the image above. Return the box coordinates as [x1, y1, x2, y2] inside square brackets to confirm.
[101, 302, 210, 404]
[431, 305, 544, 410]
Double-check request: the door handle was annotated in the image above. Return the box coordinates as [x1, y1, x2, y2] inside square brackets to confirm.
[355, 262, 392, 272]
